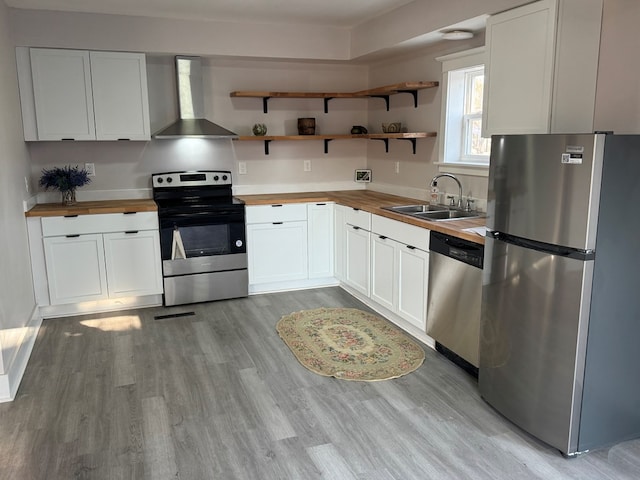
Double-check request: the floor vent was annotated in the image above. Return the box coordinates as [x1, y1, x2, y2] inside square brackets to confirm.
[154, 311, 196, 320]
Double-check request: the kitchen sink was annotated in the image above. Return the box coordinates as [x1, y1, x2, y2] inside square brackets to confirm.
[413, 209, 482, 221]
[385, 204, 447, 214]
[383, 204, 484, 221]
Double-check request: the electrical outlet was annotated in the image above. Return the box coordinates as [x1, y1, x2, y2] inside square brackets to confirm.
[395, 161, 400, 174]
[85, 163, 96, 177]
[304, 160, 312, 172]
[238, 162, 247, 175]
[24, 176, 29, 193]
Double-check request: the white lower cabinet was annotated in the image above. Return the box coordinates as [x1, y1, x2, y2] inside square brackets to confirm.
[371, 234, 396, 311]
[369, 214, 430, 330]
[333, 204, 347, 281]
[39, 212, 162, 306]
[246, 202, 336, 292]
[307, 203, 334, 279]
[396, 245, 429, 329]
[103, 231, 163, 298]
[44, 234, 108, 305]
[344, 224, 371, 297]
[247, 221, 308, 284]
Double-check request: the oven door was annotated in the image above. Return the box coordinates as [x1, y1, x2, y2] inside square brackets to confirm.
[159, 208, 246, 276]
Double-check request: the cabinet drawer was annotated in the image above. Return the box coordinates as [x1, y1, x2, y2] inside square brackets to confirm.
[246, 204, 308, 224]
[371, 214, 430, 251]
[41, 211, 158, 236]
[344, 207, 371, 230]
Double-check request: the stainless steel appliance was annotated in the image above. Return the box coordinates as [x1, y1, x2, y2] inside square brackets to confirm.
[427, 231, 483, 377]
[152, 170, 247, 306]
[153, 56, 238, 139]
[480, 133, 640, 456]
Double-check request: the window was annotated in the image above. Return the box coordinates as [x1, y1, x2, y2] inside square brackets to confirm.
[461, 67, 491, 161]
[437, 48, 491, 173]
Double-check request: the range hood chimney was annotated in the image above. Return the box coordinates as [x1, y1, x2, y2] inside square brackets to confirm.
[153, 56, 237, 139]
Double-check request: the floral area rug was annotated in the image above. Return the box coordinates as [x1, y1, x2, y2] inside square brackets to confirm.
[276, 307, 425, 381]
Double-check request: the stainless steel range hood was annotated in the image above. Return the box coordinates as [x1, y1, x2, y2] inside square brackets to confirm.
[153, 56, 237, 139]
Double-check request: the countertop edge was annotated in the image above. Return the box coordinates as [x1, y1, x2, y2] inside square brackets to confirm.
[25, 199, 158, 218]
[237, 191, 486, 245]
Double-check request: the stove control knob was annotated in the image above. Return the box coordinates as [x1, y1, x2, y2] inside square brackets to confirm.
[236, 240, 243, 248]
[213, 175, 219, 181]
[222, 175, 228, 181]
[166, 177, 173, 183]
[157, 178, 163, 184]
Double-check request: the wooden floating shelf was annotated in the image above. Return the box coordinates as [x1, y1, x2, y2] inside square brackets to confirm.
[230, 81, 439, 113]
[235, 132, 436, 155]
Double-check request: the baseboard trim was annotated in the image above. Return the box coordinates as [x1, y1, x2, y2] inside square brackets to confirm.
[249, 277, 339, 295]
[0, 306, 42, 403]
[39, 295, 163, 319]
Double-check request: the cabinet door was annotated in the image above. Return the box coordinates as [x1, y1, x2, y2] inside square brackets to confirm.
[43, 234, 108, 305]
[397, 246, 429, 330]
[30, 48, 96, 140]
[371, 234, 397, 311]
[333, 205, 347, 281]
[307, 203, 334, 279]
[344, 225, 370, 297]
[103, 231, 163, 298]
[247, 222, 308, 284]
[90, 51, 151, 141]
[483, 0, 556, 136]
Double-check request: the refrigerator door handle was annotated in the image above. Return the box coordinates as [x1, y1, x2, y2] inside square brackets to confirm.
[490, 231, 595, 260]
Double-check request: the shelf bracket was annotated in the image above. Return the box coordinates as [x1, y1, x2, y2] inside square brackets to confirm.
[323, 97, 334, 114]
[370, 95, 390, 111]
[398, 137, 418, 154]
[398, 89, 419, 108]
[372, 138, 389, 152]
[324, 138, 333, 154]
[263, 139, 272, 155]
[262, 97, 271, 114]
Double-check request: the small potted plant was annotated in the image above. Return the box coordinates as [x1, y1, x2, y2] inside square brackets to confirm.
[39, 165, 91, 205]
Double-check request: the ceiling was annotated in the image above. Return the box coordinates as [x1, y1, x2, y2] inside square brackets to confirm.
[4, 0, 419, 27]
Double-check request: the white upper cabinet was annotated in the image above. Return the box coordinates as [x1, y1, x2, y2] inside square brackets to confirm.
[483, 0, 603, 136]
[29, 48, 96, 141]
[89, 51, 150, 141]
[17, 47, 150, 141]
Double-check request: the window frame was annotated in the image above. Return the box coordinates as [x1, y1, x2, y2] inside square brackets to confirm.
[436, 47, 489, 177]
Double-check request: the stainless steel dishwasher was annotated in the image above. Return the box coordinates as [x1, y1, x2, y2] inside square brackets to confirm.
[426, 231, 484, 376]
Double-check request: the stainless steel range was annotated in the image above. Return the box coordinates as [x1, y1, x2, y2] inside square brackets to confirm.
[152, 170, 247, 306]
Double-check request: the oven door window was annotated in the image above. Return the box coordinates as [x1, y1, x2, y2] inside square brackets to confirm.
[176, 224, 231, 258]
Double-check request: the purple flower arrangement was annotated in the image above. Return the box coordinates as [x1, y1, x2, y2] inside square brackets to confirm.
[39, 165, 91, 192]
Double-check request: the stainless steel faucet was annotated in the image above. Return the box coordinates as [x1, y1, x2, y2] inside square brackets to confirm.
[430, 174, 462, 209]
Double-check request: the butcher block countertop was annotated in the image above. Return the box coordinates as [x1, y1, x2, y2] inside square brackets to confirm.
[25, 199, 157, 217]
[237, 190, 486, 244]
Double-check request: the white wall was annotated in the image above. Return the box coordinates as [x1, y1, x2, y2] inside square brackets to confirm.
[0, 0, 38, 397]
[366, 38, 489, 205]
[351, 0, 528, 58]
[14, 0, 640, 201]
[594, 0, 640, 133]
[28, 57, 370, 197]
[9, 9, 350, 61]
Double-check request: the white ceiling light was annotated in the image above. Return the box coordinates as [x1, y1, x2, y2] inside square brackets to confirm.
[442, 30, 474, 40]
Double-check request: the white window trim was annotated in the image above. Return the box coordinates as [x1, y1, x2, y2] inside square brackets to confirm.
[436, 47, 489, 177]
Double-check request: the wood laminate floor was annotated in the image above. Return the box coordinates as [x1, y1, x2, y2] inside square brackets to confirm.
[1, 287, 639, 479]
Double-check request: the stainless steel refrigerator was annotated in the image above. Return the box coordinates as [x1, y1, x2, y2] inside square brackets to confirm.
[480, 133, 640, 456]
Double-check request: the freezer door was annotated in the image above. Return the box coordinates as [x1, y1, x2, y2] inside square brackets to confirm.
[479, 236, 593, 455]
[487, 134, 604, 251]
